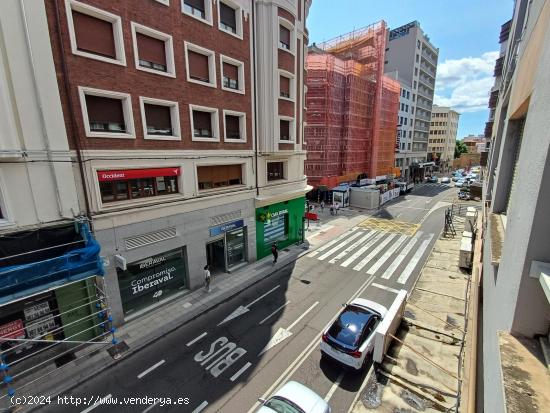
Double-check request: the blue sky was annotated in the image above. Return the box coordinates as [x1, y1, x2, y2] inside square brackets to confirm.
[307, 0, 515, 138]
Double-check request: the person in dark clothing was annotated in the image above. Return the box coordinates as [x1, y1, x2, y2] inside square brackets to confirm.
[271, 243, 278, 264]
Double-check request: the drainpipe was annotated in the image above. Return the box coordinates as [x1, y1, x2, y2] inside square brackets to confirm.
[251, 0, 259, 196]
[20, 0, 68, 219]
[53, 0, 92, 222]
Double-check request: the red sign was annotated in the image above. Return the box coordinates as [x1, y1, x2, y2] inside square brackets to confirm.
[305, 212, 318, 221]
[0, 319, 25, 340]
[97, 167, 180, 182]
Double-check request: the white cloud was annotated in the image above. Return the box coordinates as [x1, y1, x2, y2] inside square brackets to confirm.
[434, 51, 499, 113]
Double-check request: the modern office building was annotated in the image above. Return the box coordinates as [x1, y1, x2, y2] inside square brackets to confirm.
[39, 0, 311, 324]
[482, 0, 550, 411]
[388, 75, 414, 180]
[384, 21, 439, 169]
[428, 105, 459, 172]
[304, 22, 400, 191]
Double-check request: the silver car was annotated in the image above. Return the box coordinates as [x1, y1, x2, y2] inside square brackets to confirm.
[258, 381, 331, 413]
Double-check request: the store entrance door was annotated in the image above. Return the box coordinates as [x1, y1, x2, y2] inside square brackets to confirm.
[206, 238, 226, 274]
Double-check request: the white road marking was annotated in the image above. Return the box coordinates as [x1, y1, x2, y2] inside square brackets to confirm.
[230, 362, 252, 382]
[317, 231, 364, 261]
[287, 301, 319, 331]
[259, 301, 290, 325]
[191, 401, 209, 413]
[182, 302, 192, 308]
[366, 234, 408, 275]
[80, 395, 112, 413]
[372, 283, 400, 294]
[248, 285, 280, 307]
[324, 372, 345, 402]
[186, 332, 207, 347]
[397, 234, 435, 284]
[142, 401, 159, 413]
[340, 232, 383, 268]
[247, 275, 376, 413]
[328, 231, 372, 263]
[137, 359, 165, 379]
[381, 231, 423, 280]
[309, 227, 359, 257]
[353, 233, 397, 271]
[219, 285, 281, 325]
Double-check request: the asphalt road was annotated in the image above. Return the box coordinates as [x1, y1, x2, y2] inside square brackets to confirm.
[38, 183, 455, 413]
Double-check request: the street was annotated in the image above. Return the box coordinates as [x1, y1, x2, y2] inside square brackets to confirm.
[38, 184, 455, 413]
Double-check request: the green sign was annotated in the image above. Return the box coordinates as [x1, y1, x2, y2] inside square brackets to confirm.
[117, 248, 187, 316]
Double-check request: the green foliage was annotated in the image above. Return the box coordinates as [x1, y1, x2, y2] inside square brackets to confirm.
[455, 140, 468, 159]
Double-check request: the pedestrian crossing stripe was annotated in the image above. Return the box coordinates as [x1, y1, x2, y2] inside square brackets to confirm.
[308, 227, 359, 258]
[353, 233, 397, 272]
[381, 231, 423, 280]
[366, 234, 408, 275]
[358, 217, 420, 236]
[340, 232, 384, 268]
[317, 230, 364, 261]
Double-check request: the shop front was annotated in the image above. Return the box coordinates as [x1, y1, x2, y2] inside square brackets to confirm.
[117, 247, 188, 318]
[206, 219, 248, 273]
[255, 196, 305, 259]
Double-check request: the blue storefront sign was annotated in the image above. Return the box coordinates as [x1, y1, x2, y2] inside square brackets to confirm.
[209, 219, 244, 237]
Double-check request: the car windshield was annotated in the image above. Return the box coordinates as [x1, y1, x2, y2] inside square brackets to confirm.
[264, 396, 305, 413]
[327, 305, 374, 348]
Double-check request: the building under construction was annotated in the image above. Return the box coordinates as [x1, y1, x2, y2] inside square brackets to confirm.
[305, 21, 400, 190]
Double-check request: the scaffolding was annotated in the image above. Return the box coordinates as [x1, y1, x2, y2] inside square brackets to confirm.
[305, 21, 399, 188]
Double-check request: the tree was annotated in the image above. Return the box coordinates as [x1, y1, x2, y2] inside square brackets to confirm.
[455, 140, 468, 159]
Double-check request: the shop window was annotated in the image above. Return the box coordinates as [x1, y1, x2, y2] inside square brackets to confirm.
[141, 98, 181, 140]
[279, 24, 291, 51]
[132, 23, 175, 77]
[66, 1, 125, 65]
[267, 162, 285, 181]
[185, 42, 216, 87]
[223, 111, 246, 142]
[98, 167, 180, 204]
[190, 106, 219, 141]
[218, 1, 242, 38]
[197, 164, 243, 190]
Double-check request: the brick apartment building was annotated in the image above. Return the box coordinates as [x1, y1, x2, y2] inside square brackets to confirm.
[40, 0, 311, 324]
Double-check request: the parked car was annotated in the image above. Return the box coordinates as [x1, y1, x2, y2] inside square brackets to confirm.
[441, 177, 451, 184]
[257, 381, 331, 413]
[455, 180, 464, 188]
[320, 299, 387, 371]
[428, 176, 438, 183]
[452, 175, 460, 182]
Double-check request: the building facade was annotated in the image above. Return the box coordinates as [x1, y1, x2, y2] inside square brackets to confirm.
[482, 0, 550, 411]
[462, 134, 487, 154]
[392, 78, 414, 180]
[40, 0, 310, 324]
[0, 0, 104, 400]
[384, 21, 439, 169]
[304, 23, 399, 192]
[428, 105, 459, 172]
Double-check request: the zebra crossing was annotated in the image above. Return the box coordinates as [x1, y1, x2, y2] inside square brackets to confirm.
[309, 227, 435, 285]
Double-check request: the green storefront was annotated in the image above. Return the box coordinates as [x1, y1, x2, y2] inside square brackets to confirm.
[256, 196, 306, 259]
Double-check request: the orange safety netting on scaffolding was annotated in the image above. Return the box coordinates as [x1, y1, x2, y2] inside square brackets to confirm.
[305, 21, 398, 188]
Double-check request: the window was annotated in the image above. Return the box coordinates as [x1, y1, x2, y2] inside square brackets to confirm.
[408, 143, 411, 150]
[218, 1, 242, 38]
[417, 40, 421, 49]
[267, 162, 285, 181]
[79, 87, 135, 138]
[279, 25, 291, 50]
[131, 23, 175, 77]
[413, 81, 417, 89]
[414, 67, 418, 76]
[98, 167, 180, 204]
[406, 91, 410, 99]
[197, 165, 243, 190]
[415, 54, 419, 63]
[279, 118, 292, 141]
[139, 97, 180, 140]
[404, 118, 408, 126]
[279, 72, 294, 100]
[223, 110, 246, 142]
[190, 105, 219, 141]
[185, 42, 216, 87]
[220, 55, 245, 94]
[182, 0, 212, 24]
[66, 0, 125, 65]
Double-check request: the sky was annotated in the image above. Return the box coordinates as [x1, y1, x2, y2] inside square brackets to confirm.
[306, 0, 515, 139]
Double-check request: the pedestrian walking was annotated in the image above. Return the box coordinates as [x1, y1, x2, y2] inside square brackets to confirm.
[320, 201, 325, 212]
[271, 242, 278, 264]
[204, 264, 211, 292]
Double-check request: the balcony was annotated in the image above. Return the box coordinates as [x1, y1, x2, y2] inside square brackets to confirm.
[418, 75, 434, 89]
[494, 56, 504, 77]
[420, 64, 436, 79]
[485, 121, 494, 138]
[499, 19, 512, 44]
[488, 89, 499, 108]
[421, 50, 437, 67]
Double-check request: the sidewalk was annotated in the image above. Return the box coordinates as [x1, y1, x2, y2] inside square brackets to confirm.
[349, 206, 475, 413]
